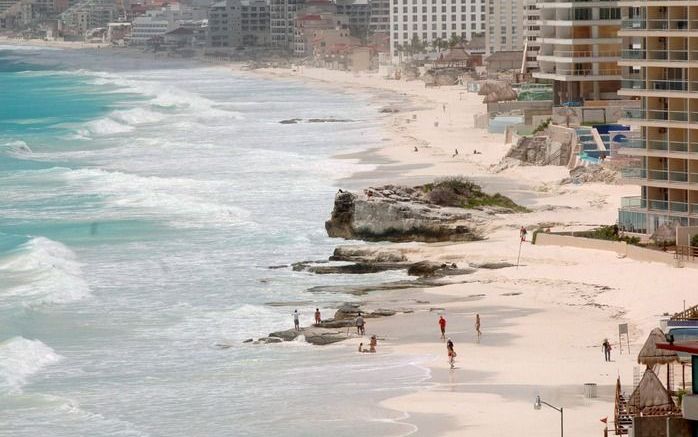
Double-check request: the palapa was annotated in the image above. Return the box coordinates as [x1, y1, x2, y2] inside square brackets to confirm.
[637, 328, 679, 366]
[627, 367, 680, 416]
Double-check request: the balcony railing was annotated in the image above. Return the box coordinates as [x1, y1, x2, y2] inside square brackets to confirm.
[622, 109, 698, 124]
[550, 49, 620, 57]
[621, 167, 698, 184]
[554, 67, 622, 76]
[621, 49, 697, 62]
[620, 197, 698, 215]
[622, 79, 698, 92]
[621, 19, 698, 31]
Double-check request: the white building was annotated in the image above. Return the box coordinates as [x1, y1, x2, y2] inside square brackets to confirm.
[270, 0, 303, 49]
[485, 0, 524, 55]
[522, 0, 539, 72]
[389, 0, 486, 58]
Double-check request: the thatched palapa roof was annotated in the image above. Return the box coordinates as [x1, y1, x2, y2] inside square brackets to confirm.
[627, 367, 680, 416]
[637, 328, 679, 366]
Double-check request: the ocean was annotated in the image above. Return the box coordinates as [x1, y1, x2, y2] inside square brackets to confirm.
[0, 46, 428, 436]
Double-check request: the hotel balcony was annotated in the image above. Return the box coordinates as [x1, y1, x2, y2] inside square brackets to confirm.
[620, 196, 698, 216]
[534, 66, 622, 81]
[619, 49, 698, 66]
[617, 138, 698, 158]
[620, 18, 698, 34]
[619, 78, 698, 97]
[620, 167, 698, 189]
[620, 108, 698, 128]
[537, 48, 619, 63]
[537, 0, 621, 9]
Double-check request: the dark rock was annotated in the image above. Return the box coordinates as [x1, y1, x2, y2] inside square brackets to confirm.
[258, 337, 283, 344]
[268, 264, 288, 269]
[407, 261, 450, 277]
[268, 329, 301, 341]
[291, 260, 329, 271]
[330, 246, 407, 263]
[303, 330, 349, 345]
[334, 302, 362, 320]
[279, 118, 302, 124]
[305, 262, 407, 274]
[242, 338, 254, 343]
[369, 308, 397, 317]
[469, 261, 516, 269]
[307, 118, 353, 123]
[316, 318, 354, 328]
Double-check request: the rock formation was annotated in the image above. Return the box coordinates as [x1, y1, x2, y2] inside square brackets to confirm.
[326, 181, 528, 243]
[561, 165, 620, 185]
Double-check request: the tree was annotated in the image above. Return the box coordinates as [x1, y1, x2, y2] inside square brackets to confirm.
[448, 34, 462, 48]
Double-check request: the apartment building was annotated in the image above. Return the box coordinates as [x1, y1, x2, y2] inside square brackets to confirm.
[389, 0, 487, 57]
[59, 0, 117, 33]
[336, 0, 370, 37]
[522, 0, 539, 72]
[369, 0, 388, 33]
[532, 0, 622, 104]
[616, 1, 698, 234]
[485, 0, 524, 55]
[270, 0, 304, 49]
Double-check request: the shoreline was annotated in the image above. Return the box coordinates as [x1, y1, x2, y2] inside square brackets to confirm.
[6, 42, 696, 435]
[238, 66, 697, 436]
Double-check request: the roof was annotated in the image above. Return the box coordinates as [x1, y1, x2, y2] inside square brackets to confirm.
[484, 51, 523, 63]
[637, 328, 680, 366]
[165, 27, 193, 35]
[627, 367, 679, 416]
[671, 304, 698, 321]
[436, 46, 470, 62]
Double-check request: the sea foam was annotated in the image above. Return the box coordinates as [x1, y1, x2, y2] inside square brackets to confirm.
[0, 236, 91, 307]
[0, 337, 62, 393]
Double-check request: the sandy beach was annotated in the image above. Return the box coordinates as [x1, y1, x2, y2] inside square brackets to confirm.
[249, 66, 696, 436]
[3, 38, 691, 434]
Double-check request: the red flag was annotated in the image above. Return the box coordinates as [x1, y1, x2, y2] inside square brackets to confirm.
[600, 417, 608, 424]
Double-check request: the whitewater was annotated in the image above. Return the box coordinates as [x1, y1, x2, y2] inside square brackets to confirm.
[0, 47, 428, 436]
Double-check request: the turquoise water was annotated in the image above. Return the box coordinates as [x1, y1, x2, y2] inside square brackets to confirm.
[0, 47, 427, 436]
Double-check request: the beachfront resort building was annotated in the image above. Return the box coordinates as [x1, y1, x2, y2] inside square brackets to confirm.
[532, 0, 622, 104]
[58, 0, 117, 34]
[389, 0, 487, 57]
[270, 0, 304, 49]
[485, 0, 524, 55]
[616, 1, 698, 234]
[522, 0, 539, 72]
[207, 0, 270, 48]
[369, 0, 388, 33]
[336, 0, 370, 38]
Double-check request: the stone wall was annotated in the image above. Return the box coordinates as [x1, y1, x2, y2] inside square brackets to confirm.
[631, 416, 667, 437]
[534, 233, 697, 268]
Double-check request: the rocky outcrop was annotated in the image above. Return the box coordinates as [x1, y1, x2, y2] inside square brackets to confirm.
[279, 118, 353, 124]
[268, 327, 349, 345]
[478, 80, 517, 103]
[561, 165, 619, 185]
[329, 246, 407, 263]
[325, 186, 488, 243]
[292, 261, 407, 275]
[422, 68, 461, 86]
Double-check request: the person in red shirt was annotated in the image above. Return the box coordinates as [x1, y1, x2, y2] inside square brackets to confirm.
[438, 315, 447, 340]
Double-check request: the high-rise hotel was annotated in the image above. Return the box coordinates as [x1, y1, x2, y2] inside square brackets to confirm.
[617, 1, 698, 234]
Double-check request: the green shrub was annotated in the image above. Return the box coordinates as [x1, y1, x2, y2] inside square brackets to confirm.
[691, 234, 698, 247]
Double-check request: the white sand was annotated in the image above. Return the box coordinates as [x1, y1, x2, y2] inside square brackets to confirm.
[250, 67, 691, 436]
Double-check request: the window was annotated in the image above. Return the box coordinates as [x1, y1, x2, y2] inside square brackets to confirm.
[451, 5, 455, 12]
[451, 22, 456, 29]
[412, 6, 417, 12]
[599, 7, 620, 20]
[573, 8, 591, 20]
[413, 23, 418, 29]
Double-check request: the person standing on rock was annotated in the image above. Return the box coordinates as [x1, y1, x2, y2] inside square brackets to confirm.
[314, 308, 321, 326]
[293, 309, 300, 331]
[355, 313, 365, 336]
[438, 315, 447, 340]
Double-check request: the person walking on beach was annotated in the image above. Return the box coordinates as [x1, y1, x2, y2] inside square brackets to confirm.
[602, 338, 612, 362]
[452, 148, 459, 157]
[293, 309, 300, 331]
[314, 308, 321, 326]
[438, 315, 447, 340]
[475, 314, 481, 340]
[446, 338, 456, 369]
[520, 226, 528, 242]
[355, 313, 365, 336]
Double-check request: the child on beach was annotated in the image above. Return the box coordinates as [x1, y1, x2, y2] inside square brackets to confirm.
[438, 315, 447, 340]
[369, 335, 377, 353]
[446, 338, 456, 369]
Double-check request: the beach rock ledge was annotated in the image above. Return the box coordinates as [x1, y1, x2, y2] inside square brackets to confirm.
[325, 180, 526, 243]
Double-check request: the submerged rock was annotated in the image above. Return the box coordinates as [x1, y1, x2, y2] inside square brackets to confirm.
[329, 246, 407, 263]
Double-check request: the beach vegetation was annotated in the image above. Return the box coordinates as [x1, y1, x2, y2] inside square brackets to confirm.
[532, 118, 552, 134]
[691, 234, 698, 247]
[422, 177, 530, 212]
[585, 225, 641, 245]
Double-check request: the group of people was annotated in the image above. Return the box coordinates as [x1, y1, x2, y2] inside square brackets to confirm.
[438, 313, 482, 369]
[293, 308, 378, 352]
[293, 307, 324, 331]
